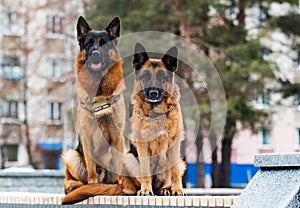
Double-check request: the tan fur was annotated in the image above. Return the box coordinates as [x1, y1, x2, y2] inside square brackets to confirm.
[72, 47, 125, 183]
[62, 150, 87, 182]
[62, 17, 128, 204]
[62, 184, 123, 204]
[124, 57, 186, 196]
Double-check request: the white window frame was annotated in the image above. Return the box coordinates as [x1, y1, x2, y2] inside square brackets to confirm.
[46, 57, 65, 80]
[2, 100, 18, 118]
[294, 95, 300, 110]
[1, 11, 24, 35]
[295, 129, 300, 149]
[255, 88, 271, 109]
[47, 15, 63, 34]
[258, 129, 272, 149]
[291, 45, 300, 70]
[1, 55, 23, 80]
[2, 144, 19, 162]
[47, 102, 63, 124]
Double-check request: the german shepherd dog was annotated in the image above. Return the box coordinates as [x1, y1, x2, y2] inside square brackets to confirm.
[61, 16, 126, 204]
[123, 43, 186, 196]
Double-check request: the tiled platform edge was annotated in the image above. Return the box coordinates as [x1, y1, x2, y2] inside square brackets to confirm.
[232, 153, 300, 208]
[0, 192, 237, 207]
[0, 168, 240, 207]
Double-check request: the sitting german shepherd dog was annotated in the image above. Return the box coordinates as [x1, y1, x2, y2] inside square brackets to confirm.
[61, 16, 126, 204]
[124, 43, 186, 196]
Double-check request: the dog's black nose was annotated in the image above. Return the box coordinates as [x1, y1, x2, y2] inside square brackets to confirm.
[149, 89, 159, 99]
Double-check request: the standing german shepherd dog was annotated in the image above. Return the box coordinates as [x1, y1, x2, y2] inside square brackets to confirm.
[124, 43, 186, 196]
[61, 16, 126, 204]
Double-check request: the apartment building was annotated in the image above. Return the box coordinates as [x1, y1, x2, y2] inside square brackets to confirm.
[231, 3, 300, 159]
[194, 2, 300, 187]
[0, 0, 84, 169]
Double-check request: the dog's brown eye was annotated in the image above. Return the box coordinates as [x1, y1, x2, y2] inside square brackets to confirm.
[142, 72, 150, 80]
[99, 39, 106, 47]
[88, 40, 94, 47]
[157, 72, 166, 81]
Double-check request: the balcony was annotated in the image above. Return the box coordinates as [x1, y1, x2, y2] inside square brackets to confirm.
[1, 66, 24, 80]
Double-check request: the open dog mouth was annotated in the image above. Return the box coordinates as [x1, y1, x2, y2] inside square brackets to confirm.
[90, 61, 103, 71]
[88, 50, 105, 71]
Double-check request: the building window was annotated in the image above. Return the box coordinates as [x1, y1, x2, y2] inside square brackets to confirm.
[257, 3, 270, 27]
[48, 102, 62, 121]
[47, 15, 63, 34]
[225, 5, 238, 25]
[259, 129, 271, 146]
[296, 129, 300, 147]
[261, 47, 271, 61]
[256, 88, 271, 109]
[1, 11, 21, 35]
[292, 44, 300, 70]
[2, 100, 18, 118]
[294, 95, 300, 110]
[258, 8, 267, 26]
[46, 57, 64, 79]
[1, 55, 23, 80]
[2, 144, 18, 162]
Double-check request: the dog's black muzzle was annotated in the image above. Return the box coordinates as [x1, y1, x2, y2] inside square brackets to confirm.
[144, 87, 163, 104]
[88, 49, 105, 71]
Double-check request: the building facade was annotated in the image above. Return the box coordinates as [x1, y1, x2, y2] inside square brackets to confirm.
[195, 2, 300, 187]
[231, 2, 300, 162]
[0, 0, 85, 169]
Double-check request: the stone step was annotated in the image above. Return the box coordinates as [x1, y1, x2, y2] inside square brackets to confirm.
[232, 153, 300, 208]
[0, 192, 238, 207]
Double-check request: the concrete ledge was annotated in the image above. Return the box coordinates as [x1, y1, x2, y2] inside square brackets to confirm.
[233, 153, 300, 208]
[255, 153, 300, 168]
[184, 188, 242, 195]
[0, 170, 64, 193]
[0, 192, 238, 207]
[0, 169, 64, 177]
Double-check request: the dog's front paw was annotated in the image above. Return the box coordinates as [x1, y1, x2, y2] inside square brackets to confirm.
[171, 189, 185, 196]
[64, 181, 84, 194]
[137, 189, 154, 196]
[158, 188, 170, 196]
[119, 176, 138, 195]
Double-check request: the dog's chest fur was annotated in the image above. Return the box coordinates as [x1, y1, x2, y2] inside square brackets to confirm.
[132, 106, 181, 155]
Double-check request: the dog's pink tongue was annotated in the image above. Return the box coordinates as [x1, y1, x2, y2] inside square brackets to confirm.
[91, 62, 102, 69]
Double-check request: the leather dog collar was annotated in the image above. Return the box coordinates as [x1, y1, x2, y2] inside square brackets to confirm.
[136, 104, 173, 122]
[80, 95, 120, 118]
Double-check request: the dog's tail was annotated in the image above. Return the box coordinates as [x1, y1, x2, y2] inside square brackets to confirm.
[61, 183, 123, 204]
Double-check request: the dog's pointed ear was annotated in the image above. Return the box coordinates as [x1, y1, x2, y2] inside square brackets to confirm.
[133, 43, 149, 70]
[105, 17, 121, 39]
[77, 16, 92, 41]
[162, 46, 178, 72]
